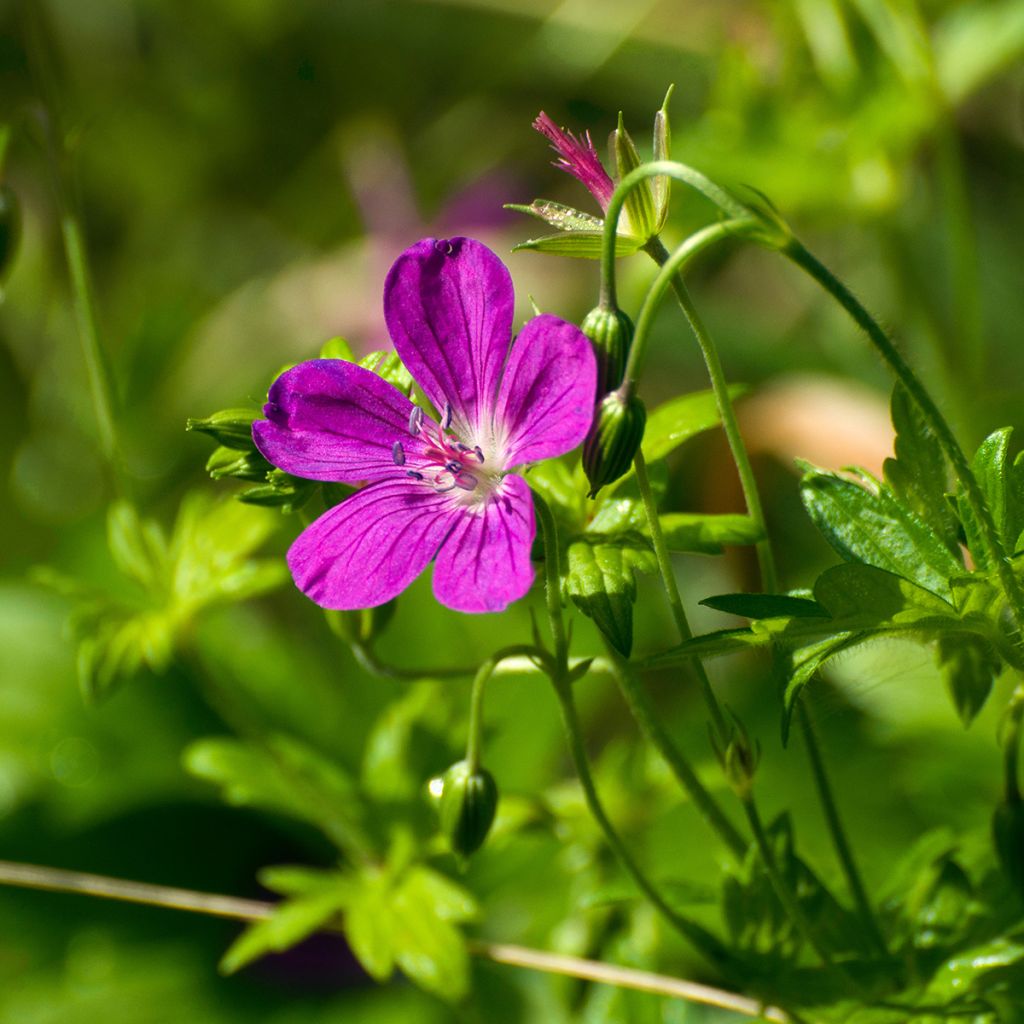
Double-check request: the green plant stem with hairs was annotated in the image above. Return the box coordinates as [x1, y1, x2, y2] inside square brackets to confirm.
[532, 490, 734, 971]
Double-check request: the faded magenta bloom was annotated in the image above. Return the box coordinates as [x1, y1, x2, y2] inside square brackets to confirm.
[253, 237, 597, 613]
[533, 112, 616, 212]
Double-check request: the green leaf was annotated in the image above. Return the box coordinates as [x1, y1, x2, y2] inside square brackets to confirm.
[564, 533, 656, 656]
[258, 864, 348, 897]
[800, 464, 962, 599]
[964, 427, 1024, 557]
[343, 865, 475, 1001]
[319, 335, 355, 360]
[812, 562, 956, 629]
[641, 386, 746, 464]
[106, 502, 169, 591]
[504, 199, 604, 233]
[883, 384, 960, 556]
[220, 888, 351, 974]
[935, 0, 1024, 102]
[657, 513, 762, 554]
[512, 231, 643, 259]
[701, 593, 828, 619]
[777, 632, 863, 741]
[935, 633, 999, 727]
[358, 350, 413, 393]
[524, 458, 587, 536]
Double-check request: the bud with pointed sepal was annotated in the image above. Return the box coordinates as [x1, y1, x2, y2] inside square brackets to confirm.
[651, 86, 673, 232]
[580, 305, 634, 396]
[187, 408, 259, 451]
[583, 383, 646, 498]
[437, 759, 498, 858]
[610, 112, 657, 243]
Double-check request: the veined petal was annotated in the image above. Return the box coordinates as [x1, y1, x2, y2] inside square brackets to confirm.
[494, 313, 597, 467]
[384, 237, 513, 437]
[287, 478, 461, 609]
[432, 474, 535, 613]
[253, 359, 421, 484]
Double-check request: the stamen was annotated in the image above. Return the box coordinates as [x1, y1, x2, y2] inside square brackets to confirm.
[474, 446, 485, 463]
[454, 472, 477, 491]
[392, 441, 406, 466]
[445, 460, 462, 473]
[443, 403, 453, 430]
[406, 470, 424, 481]
[455, 442, 472, 453]
[408, 406, 423, 435]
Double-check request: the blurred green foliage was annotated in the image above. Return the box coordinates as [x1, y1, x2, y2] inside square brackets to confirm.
[3, 0, 1024, 1020]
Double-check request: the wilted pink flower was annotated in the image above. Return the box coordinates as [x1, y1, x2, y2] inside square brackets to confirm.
[533, 112, 616, 212]
[253, 237, 596, 613]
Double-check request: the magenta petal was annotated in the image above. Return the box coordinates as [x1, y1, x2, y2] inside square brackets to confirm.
[288, 479, 460, 609]
[494, 314, 597, 467]
[384, 237, 514, 436]
[432, 475, 535, 613]
[253, 359, 418, 484]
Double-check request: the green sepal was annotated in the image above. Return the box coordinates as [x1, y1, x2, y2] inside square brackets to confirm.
[583, 388, 647, 498]
[513, 231, 643, 259]
[504, 199, 604, 233]
[610, 112, 657, 241]
[936, 633, 1000, 727]
[187, 408, 260, 451]
[437, 759, 499, 857]
[205, 445, 272, 481]
[580, 304, 633, 395]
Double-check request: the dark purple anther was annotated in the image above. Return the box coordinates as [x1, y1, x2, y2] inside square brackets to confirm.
[445, 460, 462, 473]
[392, 441, 406, 466]
[474, 446, 485, 463]
[408, 406, 423, 435]
[443, 403, 453, 430]
[455, 442, 472, 453]
[406, 470, 424, 481]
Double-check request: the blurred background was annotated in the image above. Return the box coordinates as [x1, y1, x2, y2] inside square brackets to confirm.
[1, 0, 1024, 1020]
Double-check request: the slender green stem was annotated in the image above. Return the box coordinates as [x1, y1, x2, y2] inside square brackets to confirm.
[600, 160, 751, 309]
[0, 860, 795, 1020]
[551, 675, 733, 971]
[642, 233, 778, 595]
[634, 448, 730, 742]
[605, 647, 747, 860]
[1003, 689, 1024, 805]
[743, 799, 846, 982]
[797, 702, 888, 956]
[783, 239, 1024, 648]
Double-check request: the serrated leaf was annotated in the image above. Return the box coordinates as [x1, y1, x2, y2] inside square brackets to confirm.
[936, 633, 999, 727]
[358, 350, 413, 393]
[512, 231, 643, 259]
[883, 384, 960, 556]
[565, 533, 656, 656]
[800, 464, 961, 599]
[701, 593, 828, 620]
[504, 199, 604, 233]
[220, 890, 350, 974]
[778, 632, 863, 742]
[964, 427, 1024, 559]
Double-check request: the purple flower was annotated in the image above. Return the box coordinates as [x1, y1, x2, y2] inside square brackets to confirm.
[253, 237, 597, 614]
[533, 112, 616, 212]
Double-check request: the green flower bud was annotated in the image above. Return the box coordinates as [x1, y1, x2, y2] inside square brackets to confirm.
[205, 445, 271, 481]
[187, 408, 259, 451]
[580, 305, 633, 396]
[993, 799, 1024, 897]
[437, 759, 498, 858]
[582, 386, 646, 498]
[712, 714, 760, 801]
[610, 112, 657, 242]
[651, 87, 673, 232]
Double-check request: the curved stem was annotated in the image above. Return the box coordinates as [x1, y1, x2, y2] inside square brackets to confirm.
[533, 490, 569, 672]
[0, 860, 794, 1021]
[605, 647, 747, 860]
[797, 702, 888, 956]
[1004, 688, 1024, 805]
[641, 232, 778, 594]
[783, 239, 1024, 647]
[551, 675, 734, 972]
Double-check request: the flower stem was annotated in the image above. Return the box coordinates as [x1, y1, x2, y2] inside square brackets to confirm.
[532, 489, 569, 672]
[0, 860, 792, 1020]
[1003, 689, 1024, 805]
[782, 239, 1024, 647]
[797, 702, 888, 957]
[641, 234, 778, 595]
[604, 646, 747, 861]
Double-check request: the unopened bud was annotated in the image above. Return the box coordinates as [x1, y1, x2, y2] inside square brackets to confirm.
[580, 305, 633, 396]
[0, 183, 20, 283]
[583, 386, 646, 498]
[436, 760, 498, 857]
[993, 799, 1024, 897]
[610, 112, 657, 242]
[205, 445, 271, 481]
[187, 408, 259, 451]
[651, 87, 673, 231]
